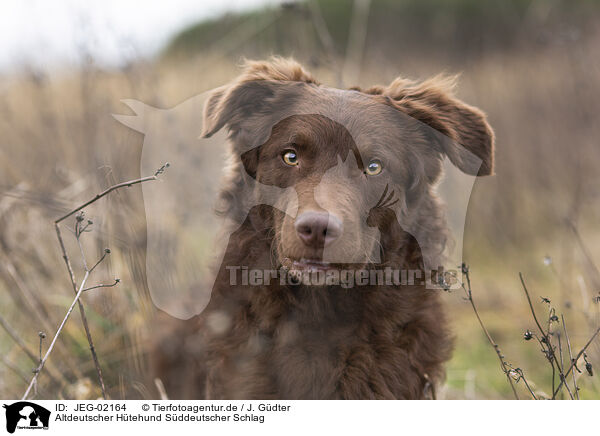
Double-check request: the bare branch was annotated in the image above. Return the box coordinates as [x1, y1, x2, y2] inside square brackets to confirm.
[506, 365, 537, 400]
[83, 279, 120, 293]
[45, 163, 169, 399]
[519, 273, 548, 339]
[553, 326, 600, 398]
[561, 314, 580, 399]
[55, 223, 107, 399]
[89, 249, 111, 273]
[519, 273, 571, 399]
[55, 163, 168, 224]
[556, 331, 574, 399]
[0, 254, 83, 379]
[23, 269, 91, 399]
[461, 264, 520, 399]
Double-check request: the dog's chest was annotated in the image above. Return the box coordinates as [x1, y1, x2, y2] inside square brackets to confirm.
[268, 319, 360, 399]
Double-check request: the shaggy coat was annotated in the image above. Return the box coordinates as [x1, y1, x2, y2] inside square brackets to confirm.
[151, 58, 494, 399]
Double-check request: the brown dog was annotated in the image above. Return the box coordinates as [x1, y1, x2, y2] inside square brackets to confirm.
[151, 57, 494, 399]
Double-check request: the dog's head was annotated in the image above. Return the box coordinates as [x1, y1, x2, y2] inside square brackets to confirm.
[203, 57, 494, 276]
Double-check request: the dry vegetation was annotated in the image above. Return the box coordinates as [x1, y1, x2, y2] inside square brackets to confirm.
[1, 0, 600, 399]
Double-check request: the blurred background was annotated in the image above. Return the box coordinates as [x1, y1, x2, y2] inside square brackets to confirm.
[1, 0, 600, 399]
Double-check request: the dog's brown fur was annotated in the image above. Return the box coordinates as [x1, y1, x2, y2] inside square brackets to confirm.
[151, 57, 494, 399]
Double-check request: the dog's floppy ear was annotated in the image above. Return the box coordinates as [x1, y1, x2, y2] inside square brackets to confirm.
[201, 57, 318, 138]
[202, 81, 279, 137]
[386, 75, 494, 176]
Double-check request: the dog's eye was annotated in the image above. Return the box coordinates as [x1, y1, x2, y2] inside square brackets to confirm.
[365, 159, 383, 176]
[282, 150, 299, 166]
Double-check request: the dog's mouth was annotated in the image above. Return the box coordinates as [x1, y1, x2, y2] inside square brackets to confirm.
[281, 257, 336, 272]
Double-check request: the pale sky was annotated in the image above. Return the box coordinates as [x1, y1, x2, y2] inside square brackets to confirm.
[0, 0, 281, 72]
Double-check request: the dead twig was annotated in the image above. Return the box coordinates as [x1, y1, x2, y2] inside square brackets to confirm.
[23, 163, 168, 399]
[561, 314, 580, 399]
[23, 268, 91, 399]
[54, 163, 168, 224]
[552, 326, 600, 398]
[55, 221, 108, 399]
[506, 364, 537, 400]
[0, 254, 84, 379]
[82, 279, 120, 293]
[460, 264, 521, 399]
[519, 273, 572, 399]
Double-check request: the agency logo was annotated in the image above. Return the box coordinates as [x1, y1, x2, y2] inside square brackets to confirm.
[2, 402, 50, 434]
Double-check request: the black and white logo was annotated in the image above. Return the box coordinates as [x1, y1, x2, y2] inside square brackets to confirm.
[2, 402, 50, 434]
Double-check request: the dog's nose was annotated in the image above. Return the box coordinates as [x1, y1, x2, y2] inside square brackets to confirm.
[295, 212, 343, 247]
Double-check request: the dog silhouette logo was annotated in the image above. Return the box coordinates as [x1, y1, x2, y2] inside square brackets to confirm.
[2, 402, 50, 433]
